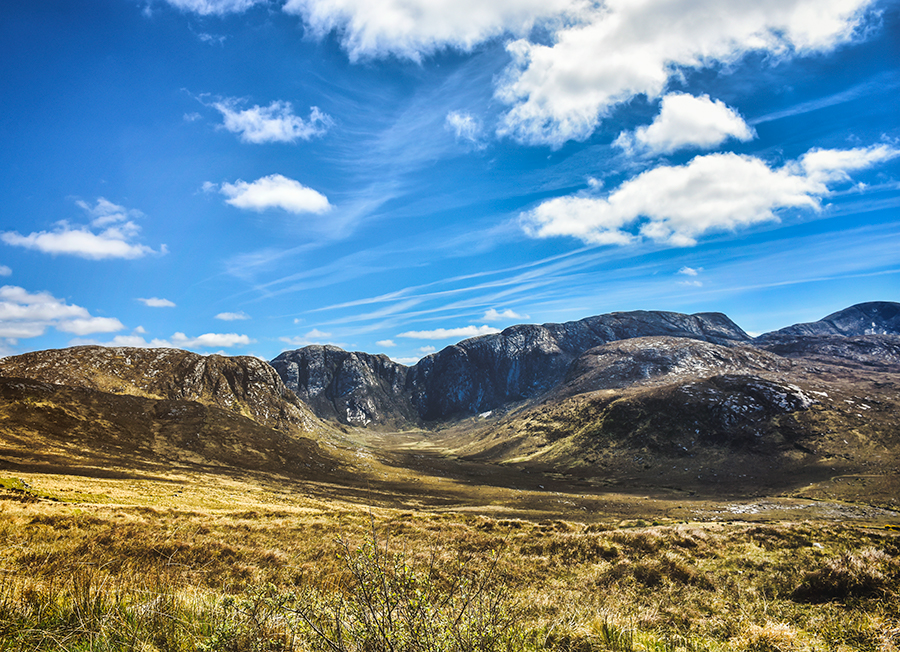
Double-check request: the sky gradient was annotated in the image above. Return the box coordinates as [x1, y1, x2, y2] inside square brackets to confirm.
[1, 0, 898, 364]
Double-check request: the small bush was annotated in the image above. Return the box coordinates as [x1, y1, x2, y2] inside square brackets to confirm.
[292, 527, 520, 652]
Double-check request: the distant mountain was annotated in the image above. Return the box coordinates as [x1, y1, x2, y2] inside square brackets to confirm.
[756, 301, 900, 341]
[1, 303, 898, 506]
[273, 310, 751, 426]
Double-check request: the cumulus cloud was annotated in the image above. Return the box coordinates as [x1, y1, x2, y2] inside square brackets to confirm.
[376, 339, 396, 347]
[162, 0, 266, 16]
[482, 308, 528, 322]
[212, 99, 332, 144]
[282, 0, 575, 61]
[218, 174, 332, 214]
[521, 144, 899, 247]
[0, 266, 10, 277]
[397, 325, 500, 340]
[1, 198, 165, 260]
[0, 285, 125, 341]
[137, 297, 176, 308]
[497, 0, 877, 146]
[615, 93, 755, 154]
[215, 311, 250, 321]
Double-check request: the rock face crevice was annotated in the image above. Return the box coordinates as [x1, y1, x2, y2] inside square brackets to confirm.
[273, 310, 752, 426]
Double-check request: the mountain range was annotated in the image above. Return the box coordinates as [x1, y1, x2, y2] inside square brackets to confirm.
[1, 301, 898, 507]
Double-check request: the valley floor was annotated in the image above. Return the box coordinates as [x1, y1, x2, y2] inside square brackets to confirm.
[1, 458, 898, 652]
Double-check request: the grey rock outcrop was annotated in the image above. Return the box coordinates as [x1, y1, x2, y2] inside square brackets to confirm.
[270, 345, 415, 427]
[273, 310, 751, 425]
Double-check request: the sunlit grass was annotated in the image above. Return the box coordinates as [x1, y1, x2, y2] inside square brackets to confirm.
[1, 472, 898, 651]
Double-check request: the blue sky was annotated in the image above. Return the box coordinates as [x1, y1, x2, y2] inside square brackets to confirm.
[1, 0, 898, 363]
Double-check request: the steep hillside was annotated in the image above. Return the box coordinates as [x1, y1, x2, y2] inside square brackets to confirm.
[0, 346, 319, 434]
[430, 329, 900, 506]
[0, 376, 333, 476]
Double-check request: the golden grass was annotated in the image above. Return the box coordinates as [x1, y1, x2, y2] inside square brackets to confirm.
[1, 470, 898, 651]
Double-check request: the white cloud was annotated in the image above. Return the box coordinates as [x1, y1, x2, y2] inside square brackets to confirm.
[376, 339, 396, 347]
[279, 328, 338, 347]
[615, 93, 755, 154]
[446, 111, 484, 147]
[397, 324, 501, 340]
[56, 317, 127, 336]
[482, 308, 528, 322]
[797, 144, 900, 184]
[212, 99, 332, 144]
[521, 144, 899, 247]
[391, 356, 422, 365]
[219, 174, 331, 214]
[0, 266, 10, 277]
[170, 332, 253, 348]
[215, 311, 250, 321]
[0, 285, 125, 340]
[1, 198, 165, 260]
[418, 345, 437, 353]
[678, 266, 702, 276]
[138, 297, 176, 308]
[497, 0, 877, 146]
[282, 0, 575, 62]
[162, 0, 266, 16]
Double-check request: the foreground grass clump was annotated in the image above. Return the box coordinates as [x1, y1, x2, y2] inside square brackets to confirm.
[0, 496, 898, 651]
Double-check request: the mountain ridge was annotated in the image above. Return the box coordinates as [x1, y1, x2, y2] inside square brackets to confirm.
[272, 309, 752, 426]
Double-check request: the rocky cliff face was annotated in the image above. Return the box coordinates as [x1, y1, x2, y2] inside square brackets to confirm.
[0, 346, 319, 434]
[270, 345, 415, 427]
[273, 310, 751, 425]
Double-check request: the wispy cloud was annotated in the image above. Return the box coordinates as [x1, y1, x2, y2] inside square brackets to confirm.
[482, 308, 528, 322]
[445, 111, 485, 148]
[211, 98, 332, 144]
[215, 311, 250, 321]
[137, 297, 176, 308]
[1, 198, 166, 260]
[279, 328, 339, 348]
[397, 324, 500, 340]
[170, 332, 253, 348]
[162, 0, 266, 16]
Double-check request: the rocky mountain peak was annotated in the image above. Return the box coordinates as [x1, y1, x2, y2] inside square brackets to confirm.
[756, 301, 900, 340]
